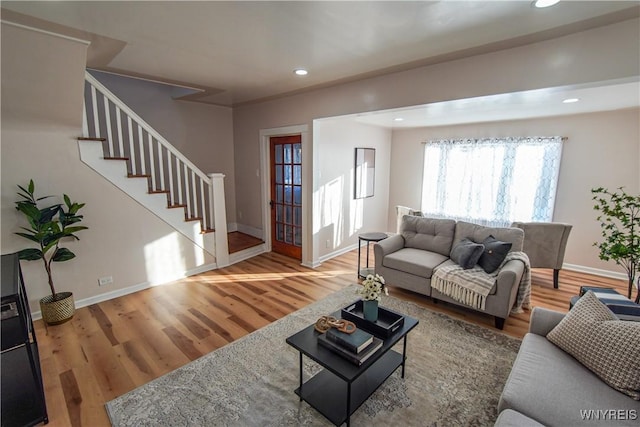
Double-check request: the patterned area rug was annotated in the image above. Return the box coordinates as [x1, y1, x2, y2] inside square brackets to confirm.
[106, 285, 521, 426]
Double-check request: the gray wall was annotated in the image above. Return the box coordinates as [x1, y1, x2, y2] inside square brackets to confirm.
[389, 108, 640, 274]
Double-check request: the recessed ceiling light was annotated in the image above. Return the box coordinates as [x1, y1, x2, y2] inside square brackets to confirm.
[393, 117, 404, 122]
[294, 69, 308, 76]
[562, 98, 579, 103]
[533, 0, 560, 8]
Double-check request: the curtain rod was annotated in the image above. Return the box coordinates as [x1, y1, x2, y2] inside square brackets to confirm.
[421, 136, 568, 144]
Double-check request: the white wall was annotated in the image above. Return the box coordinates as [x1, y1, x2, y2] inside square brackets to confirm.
[233, 18, 640, 266]
[313, 119, 391, 261]
[389, 108, 640, 274]
[1, 23, 215, 314]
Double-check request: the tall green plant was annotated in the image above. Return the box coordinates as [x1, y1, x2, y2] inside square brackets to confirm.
[14, 180, 88, 299]
[592, 187, 640, 302]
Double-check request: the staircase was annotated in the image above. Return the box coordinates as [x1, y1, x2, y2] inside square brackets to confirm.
[79, 71, 229, 267]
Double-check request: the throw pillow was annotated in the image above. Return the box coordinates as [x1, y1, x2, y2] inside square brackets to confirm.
[547, 291, 640, 400]
[450, 238, 485, 269]
[477, 235, 512, 274]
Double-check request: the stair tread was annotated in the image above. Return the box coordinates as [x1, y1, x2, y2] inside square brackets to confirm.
[201, 228, 215, 234]
[127, 174, 151, 178]
[149, 190, 170, 194]
[78, 137, 107, 141]
[168, 204, 187, 209]
[105, 157, 129, 161]
[185, 217, 203, 222]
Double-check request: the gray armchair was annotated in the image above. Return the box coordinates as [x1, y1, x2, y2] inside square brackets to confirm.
[511, 222, 572, 289]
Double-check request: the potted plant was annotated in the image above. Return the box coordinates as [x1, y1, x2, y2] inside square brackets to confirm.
[14, 179, 88, 324]
[592, 187, 640, 303]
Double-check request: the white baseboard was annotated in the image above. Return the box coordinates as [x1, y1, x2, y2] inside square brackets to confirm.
[563, 263, 628, 281]
[31, 262, 218, 320]
[317, 243, 359, 266]
[235, 223, 264, 240]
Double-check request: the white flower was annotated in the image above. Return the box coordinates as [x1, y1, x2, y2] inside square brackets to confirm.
[356, 274, 387, 301]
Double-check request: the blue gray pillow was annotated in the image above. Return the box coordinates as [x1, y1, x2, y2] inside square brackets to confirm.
[450, 238, 485, 269]
[477, 235, 512, 274]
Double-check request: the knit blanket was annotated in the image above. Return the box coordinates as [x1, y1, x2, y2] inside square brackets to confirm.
[431, 251, 531, 314]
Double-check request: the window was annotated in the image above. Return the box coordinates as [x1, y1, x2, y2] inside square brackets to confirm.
[421, 136, 563, 227]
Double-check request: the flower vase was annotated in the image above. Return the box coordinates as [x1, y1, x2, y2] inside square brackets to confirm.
[363, 299, 379, 322]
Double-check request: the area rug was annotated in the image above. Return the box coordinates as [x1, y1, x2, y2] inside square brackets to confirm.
[106, 285, 521, 426]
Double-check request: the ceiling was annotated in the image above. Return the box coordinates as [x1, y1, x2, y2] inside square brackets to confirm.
[2, 1, 639, 108]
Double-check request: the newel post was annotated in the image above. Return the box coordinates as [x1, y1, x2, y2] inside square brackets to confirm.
[208, 173, 229, 267]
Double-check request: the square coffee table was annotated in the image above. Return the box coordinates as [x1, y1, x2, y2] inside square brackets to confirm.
[286, 308, 418, 426]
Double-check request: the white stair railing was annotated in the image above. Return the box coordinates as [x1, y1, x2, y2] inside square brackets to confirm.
[82, 71, 229, 266]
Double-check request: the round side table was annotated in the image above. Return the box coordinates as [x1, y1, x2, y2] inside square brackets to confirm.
[357, 232, 388, 279]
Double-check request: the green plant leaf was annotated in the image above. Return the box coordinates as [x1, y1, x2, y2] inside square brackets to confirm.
[52, 247, 75, 262]
[63, 226, 89, 235]
[14, 232, 40, 243]
[17, 248, 43, 261]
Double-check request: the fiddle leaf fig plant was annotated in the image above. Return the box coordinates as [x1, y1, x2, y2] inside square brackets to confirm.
[14, 179, 88, 299]
[592, 187, 640, 303]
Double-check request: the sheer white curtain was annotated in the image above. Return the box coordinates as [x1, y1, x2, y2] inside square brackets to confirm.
[421, 136, 563, 227]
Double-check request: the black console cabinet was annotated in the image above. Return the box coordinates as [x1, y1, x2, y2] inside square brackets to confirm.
[1, 253, 48, 427]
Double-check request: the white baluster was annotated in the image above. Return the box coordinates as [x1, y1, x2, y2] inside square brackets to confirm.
[91, 85, 100, 137]
[148, 134, 156, 191]
[138, 125, 146, 178]
[158, 146, 165, 194]
[184, 163, 190, 217]
[167, 152, 174, 204]
[104, 97, 114, 156]
[127, 116, 136, 174]
[82, 100, 88, 137]
[200, 179, 207, 230]
[176, 157, 183, 207]
[116, 106, 124, 158]
[191, 170, 198, 219]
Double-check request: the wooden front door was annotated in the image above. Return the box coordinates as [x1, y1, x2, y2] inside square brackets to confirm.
[270, 135, 302, 260]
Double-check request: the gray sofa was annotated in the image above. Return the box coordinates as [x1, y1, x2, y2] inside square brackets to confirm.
[497, 307, 640, 426]
[374, 216, 526, 329]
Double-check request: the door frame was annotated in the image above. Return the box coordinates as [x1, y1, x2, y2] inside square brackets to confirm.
[259, 124, 310, 266]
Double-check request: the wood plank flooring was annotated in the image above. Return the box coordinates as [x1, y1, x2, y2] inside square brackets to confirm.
[32, 248, 628, 426]
[227, 231, 263, 254]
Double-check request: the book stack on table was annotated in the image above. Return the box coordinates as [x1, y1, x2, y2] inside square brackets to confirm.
[317, 326, 383, 365]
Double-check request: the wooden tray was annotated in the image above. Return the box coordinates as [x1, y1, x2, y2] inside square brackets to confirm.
[341, 300, 405, 338]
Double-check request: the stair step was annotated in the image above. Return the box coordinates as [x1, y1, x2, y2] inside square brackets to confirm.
[105, 157, 129, 161]
[201, 228, 215, 234]
[128, 173, 151, 178]
[78, 137, 107, 141]
[168, 204, 187, 209]
[185, 217, 203, 222]
[149, 190, 170, 194]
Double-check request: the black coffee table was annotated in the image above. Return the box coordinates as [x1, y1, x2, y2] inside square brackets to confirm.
[285, 308, 418, 426]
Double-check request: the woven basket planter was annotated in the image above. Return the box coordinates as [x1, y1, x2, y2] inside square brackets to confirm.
[39, 292, 75, 325]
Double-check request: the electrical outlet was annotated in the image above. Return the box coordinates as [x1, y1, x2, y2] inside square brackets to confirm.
[98, 276, 113, 286]
[325, 239, 330, 248]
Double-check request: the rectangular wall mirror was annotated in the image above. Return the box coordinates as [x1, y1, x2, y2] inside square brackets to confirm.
[354, 147, 375, 199]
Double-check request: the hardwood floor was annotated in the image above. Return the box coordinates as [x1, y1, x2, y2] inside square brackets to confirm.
[33, 248, 628, 426]
[227, 231, 263, 254]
